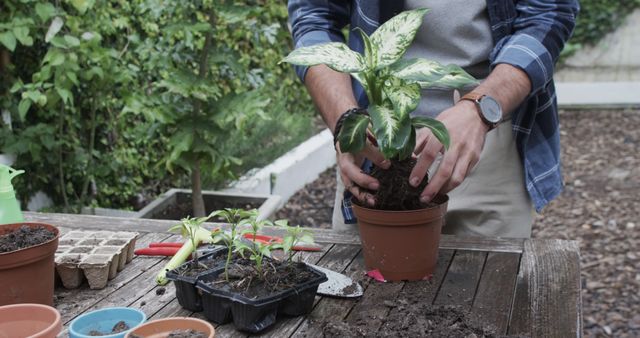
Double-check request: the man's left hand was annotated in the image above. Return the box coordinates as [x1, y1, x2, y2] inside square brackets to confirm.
[409, 99, 489, 203]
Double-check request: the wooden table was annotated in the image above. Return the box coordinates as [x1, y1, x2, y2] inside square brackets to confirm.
[25, 212, 582, 338]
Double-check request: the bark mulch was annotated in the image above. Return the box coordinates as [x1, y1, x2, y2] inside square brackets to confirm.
[276, 109, 640, 338]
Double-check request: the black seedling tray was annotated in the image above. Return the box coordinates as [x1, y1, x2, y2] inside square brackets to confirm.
[196, 263, 327, 333]
[165, 246, 228, 312]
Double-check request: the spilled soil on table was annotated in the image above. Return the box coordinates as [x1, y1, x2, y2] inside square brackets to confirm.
[318, 298, 501, 338]
[0, 225, 56, 253]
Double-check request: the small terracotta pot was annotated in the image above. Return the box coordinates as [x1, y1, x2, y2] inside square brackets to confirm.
[0, 303, 62, 338]
[0, 222, 59, 306]
[125, 317, 215, 338]
[352, 195, 448, 282]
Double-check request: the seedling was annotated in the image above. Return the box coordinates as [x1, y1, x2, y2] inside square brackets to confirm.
[210, 208, 255, 281]
[274, 219, 315, 263]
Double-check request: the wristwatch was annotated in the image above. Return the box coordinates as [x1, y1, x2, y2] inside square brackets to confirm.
[460, 92, 503, 130]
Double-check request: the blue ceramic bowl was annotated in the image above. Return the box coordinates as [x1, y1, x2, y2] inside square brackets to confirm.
[69, 307, 146, 338]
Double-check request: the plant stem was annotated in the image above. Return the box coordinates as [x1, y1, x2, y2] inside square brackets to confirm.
[191, 158, 205, 217]
[57, 108, 69, 211]
[80, 98, 97, 206]
[190, 9, 216, 217]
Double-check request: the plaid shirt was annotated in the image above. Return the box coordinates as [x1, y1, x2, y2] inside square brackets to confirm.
[288, 0, 579, 217]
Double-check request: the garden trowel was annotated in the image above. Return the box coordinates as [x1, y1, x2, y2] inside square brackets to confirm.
[307, 263, 363, 298]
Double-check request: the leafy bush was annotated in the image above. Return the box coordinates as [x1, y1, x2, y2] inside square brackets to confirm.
[563, 0, 640, 57]
[0, 0, 312, 211]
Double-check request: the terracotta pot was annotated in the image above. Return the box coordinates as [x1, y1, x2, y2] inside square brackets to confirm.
[0, 222, 59, 306]
[352, 195, 448, 282]
[126, 317, 215, 338]
[0, 303, 62, 338]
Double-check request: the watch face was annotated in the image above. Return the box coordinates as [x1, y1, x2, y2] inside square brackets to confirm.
[479, 96, 502, 123]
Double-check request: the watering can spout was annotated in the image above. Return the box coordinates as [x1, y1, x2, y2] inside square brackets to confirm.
[0, 164, 24, 193]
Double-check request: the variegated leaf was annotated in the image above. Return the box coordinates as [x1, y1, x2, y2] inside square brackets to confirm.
[368, 104, 412, 158]
[338, 113, 370, 154]
[280, 42, 366, 73]
[389, 58, 478, 89]
[411, 116, 450, 150]
[355, 27, 376, 69]
[397, 127, 416, 160]
[351, 72, 369, 93]
[382, 76, 420, 116]
[370, 8, 428, 69]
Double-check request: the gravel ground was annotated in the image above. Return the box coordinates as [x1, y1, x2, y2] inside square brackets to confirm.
[276, 109, 640, 338]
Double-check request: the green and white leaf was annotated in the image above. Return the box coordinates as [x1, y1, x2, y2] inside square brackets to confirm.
[355, 27, 376, 69]
[368, 104, 412, 159]
[389, 58, 478, 89]
[411, 116, 450, 150]
[45, 17, 64, 43]
[337, 113, 370, 154]
[382, 76, 420, 116]
[397, 127, 416, 161]
[370, 8, 428, 69]
[280, 42, 366, 73]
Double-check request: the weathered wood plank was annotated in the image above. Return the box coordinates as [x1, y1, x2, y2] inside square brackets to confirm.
[471, 252, 521, 334]
[55, 232, 171, 325]
[149, 298, 191, 320]
[25, 212, 525, 252]
[508, 239, 582, 338]
[433, 250, 487, 307]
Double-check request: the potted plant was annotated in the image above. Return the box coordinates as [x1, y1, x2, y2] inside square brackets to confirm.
[281, 9, 477, 281]
[194, 209, 326, 333]
[0, 222, 60, 305]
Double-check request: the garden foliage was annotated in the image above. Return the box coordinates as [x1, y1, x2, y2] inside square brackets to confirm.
[0, 0, 312, 211]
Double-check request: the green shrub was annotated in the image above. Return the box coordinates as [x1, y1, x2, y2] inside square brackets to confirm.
[563, 0, 640, 58]
[0, 0, 312, 211]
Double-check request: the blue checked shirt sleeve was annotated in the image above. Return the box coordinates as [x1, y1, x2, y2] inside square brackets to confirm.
[491, 0, 579, 95]
[288, 0, 351, 82]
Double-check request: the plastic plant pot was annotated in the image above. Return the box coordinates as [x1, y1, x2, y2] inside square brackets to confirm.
[0, 303, 62, 338]
[125, 317, 215, 338]
[69, 307, 146, 338]
[196, 263, 327, 333]
[165, 247, 227, 312]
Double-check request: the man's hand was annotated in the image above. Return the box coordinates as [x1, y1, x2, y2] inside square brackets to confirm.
[410, 100, 488, 203]
[337, 142, 390, 206]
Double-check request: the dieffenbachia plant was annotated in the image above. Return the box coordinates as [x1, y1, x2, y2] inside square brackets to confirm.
[281, 8, 478, 159]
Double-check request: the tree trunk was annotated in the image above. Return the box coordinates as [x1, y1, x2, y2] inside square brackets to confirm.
[191, 158, 206, 217]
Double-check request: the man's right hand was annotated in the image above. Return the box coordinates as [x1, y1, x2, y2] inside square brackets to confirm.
[336, 142, 390, 207]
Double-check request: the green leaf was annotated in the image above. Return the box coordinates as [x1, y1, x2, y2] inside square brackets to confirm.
[36, 3, 56, 21]
[69, 0, 94, 14]
[45, 17, 64, 43]
[370, 8, 428, 69]
[389, 58, 478, 89]
[0, 32, 17, 51]
[397, 128, 416, 160]
[411, 116, 450, 150]
[13, 27, 32, 46]
[56, 88, 73, 105]
[18, 99, 31, 120]
[44, 49, 65, 66]
[63, 35, 81, 47]
[382, 77, 420, 116]
[355, 28, 376, 69]
[280, 42, 366, 73]
[337, 113, 370, 154]
[66, 72, 79, 85]
[368, 104, 412, 158]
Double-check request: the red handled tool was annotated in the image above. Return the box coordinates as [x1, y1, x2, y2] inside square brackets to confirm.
[242, 233, 322, 252]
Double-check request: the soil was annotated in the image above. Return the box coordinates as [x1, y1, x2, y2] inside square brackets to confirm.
[0, 225, 56, 253]
[154, 199, 261, 221]
[167, 329, 207, 338]
[367, 157, 434, 210]
[319, 299, 497, 337]
[207, 259, 316, 299]
[174, 251, 237, 278]
[88, 320, 130, 336]
[277, 110, 640, 338]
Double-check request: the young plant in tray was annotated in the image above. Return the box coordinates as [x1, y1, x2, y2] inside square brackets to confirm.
[210, 208, 255, 281]
[274, 219, 315, 263]
[168, 215, 210, 268]
[281, 8, 477, 210]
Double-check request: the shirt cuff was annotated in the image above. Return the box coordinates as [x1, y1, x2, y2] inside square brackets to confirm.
[292, 30, 346, 82]
[491, 33, 554, 95]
